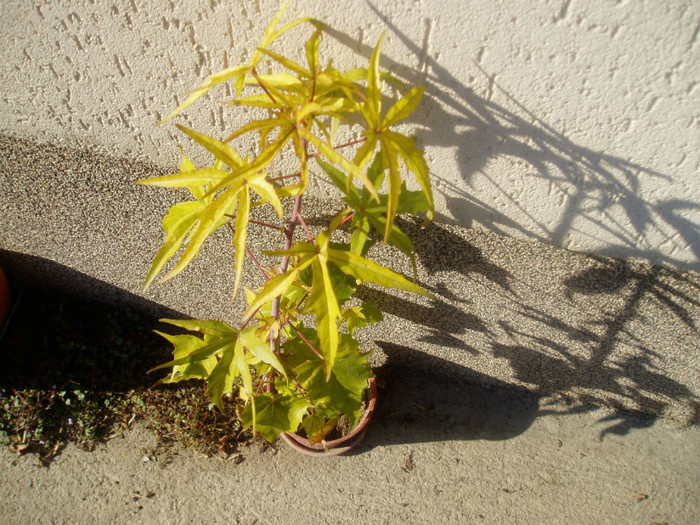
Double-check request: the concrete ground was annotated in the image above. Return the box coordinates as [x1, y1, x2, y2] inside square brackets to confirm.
[1, 373, 698, 524]
[1, 134, 699, 523]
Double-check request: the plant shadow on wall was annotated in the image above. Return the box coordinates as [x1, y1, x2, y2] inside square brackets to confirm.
[308, 5, 700, 446]
[333, 3, 700, 273]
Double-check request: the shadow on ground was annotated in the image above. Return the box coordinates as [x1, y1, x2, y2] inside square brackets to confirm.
[363, 343, 541, 449]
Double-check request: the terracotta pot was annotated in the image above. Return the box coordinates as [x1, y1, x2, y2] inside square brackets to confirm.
[0, 266, 10, 327]
[280, 377, 378, 457]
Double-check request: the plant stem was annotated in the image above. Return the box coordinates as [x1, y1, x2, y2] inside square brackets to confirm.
[307, 137, 367, 158]
[246, 246, 269, 281]
[285, 320, 324, 361]
[251, 68, 277, 104]
[297, 213, 314, 242]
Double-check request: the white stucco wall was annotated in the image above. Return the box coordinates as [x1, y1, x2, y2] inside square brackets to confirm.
[1, 0, 699, 270]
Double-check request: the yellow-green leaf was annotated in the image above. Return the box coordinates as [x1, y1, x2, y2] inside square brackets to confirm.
[306, 27, 322, 77]
[327, 248, 434, 297]
[299, 128, 379, 203]
[238, 326, 286, 377]
[162, 186, 241, 283]
[242, 259, 313, 319]
[135, 168, 229, 189]
[143, 201, 203, 291]
[176, 125, 244, 169]
[256, 47, 311, 78]
[366, 33, 385, 128]
[384, 130, 434, 221]
[382, 85, 424, 129]
[380, 134, 401, 242]
[159, 65, 249, 124]
[231, 189, 248, 301]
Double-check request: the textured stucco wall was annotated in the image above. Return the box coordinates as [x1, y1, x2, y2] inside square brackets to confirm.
[1, 0, 699, 270]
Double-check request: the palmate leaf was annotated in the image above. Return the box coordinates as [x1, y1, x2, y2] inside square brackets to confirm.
[316, 154, 428, 264]
[241, 393, 311, 442]
[285, 327, 373, 428]
[262, 231, 432, 378]
[152, 332, 220, 383]
[327, 247, 434, 298]
[350, 35, 434, 238]
[150, 321, 240, 409]
[158, 0, 313, 123]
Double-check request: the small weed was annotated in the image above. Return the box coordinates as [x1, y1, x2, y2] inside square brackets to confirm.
[0, 290, 251, 460]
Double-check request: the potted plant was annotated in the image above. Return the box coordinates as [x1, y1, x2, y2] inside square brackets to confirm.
[138, 0, 434, 454]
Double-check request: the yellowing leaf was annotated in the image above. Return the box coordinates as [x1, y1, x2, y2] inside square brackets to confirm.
[135, 168, 229, 189]
[382, 85, 424, 129]
[327, 247, 434, 297]
[143, 201, 203, 291]
[176, 125, 244, 169]
[161, 186, 241, 283]
[231, 189, 249, 301]
[159, 65, 249, 124]
[366, 33, 385, 129]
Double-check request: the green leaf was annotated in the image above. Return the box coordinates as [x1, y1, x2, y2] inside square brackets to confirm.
[238, 326, 286, 377]
[241, 393, 311, 442]
[327, 247, 434, 297]
[383, 130, 434, 222]
[353, 132, 378, 171]
[150, 332, 238, 374]
[366, 33, 385, 129]
[287, 328, 372, 427]
[158, 65, 249, 124]
[176, 125, 244, 170]
[380, 134, 402, 242]
[343, 302, 383, 335]
[316, 158, 360, 201]
[143, 201, 203, 291]
[161, 185, 241, 283]
[153, 332, 219, 383]
[242, 258, 313, 319]
[307, 254, 340, 379]
[301, 414, 338, 445]
[382, 85, 424, 129]
[205, 344, 237, 410]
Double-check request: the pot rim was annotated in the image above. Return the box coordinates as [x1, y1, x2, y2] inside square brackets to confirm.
[280, 376, 378, 455]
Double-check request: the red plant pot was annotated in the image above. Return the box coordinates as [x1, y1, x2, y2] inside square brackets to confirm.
[280, 377, 378, 457]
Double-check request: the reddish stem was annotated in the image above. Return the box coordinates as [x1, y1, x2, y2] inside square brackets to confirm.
[246, 246, 269, 281]
[251, 68, 277, 104]
[339, 211, 356, 226]
[285, 320, 324, 361]
[297, 213, 315, 243]
[307, 137, 367, 159]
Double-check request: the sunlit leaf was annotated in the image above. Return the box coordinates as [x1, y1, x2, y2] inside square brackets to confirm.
[382, 85, 424, 129]
[328, 247, 434, 297]
[366, 33, 385, 129]
[159, 65, 249, 124]
[176, 125, 244, 169]
[142, 201, 203, 291]
[241, 393, 311, 442]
